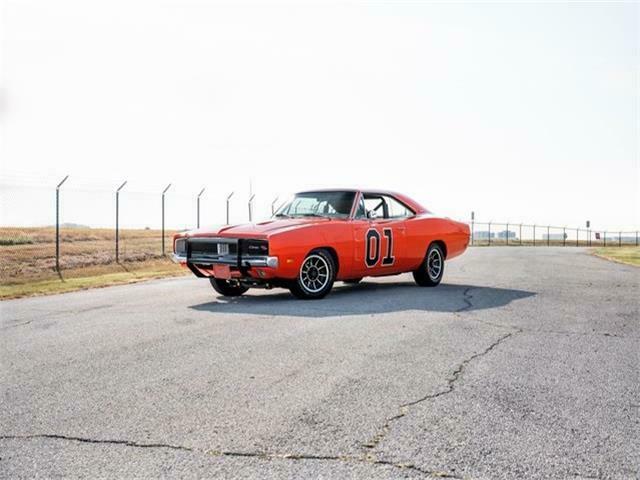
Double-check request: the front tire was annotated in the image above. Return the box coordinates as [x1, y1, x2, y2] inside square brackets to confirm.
[289, 249, 336, 299]
[209, 278, 249, 297]
[413, 243, 445, 287]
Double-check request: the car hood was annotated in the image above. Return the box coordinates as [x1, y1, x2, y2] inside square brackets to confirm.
[186, 217, 334, 239]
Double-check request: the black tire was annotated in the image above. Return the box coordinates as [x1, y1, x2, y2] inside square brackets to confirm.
[289, 249, 336, 299]
[209, 278, 249, 297]
[343, 278, 363, 284]
[413, 243, 445, 287]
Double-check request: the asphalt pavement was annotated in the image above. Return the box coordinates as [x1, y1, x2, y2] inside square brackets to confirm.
[1, 247, 638, 479]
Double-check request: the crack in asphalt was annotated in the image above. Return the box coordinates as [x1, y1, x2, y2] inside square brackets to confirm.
[360, 329, 518, 456]
[456, 287, 475, 313]
[0, 434, 192, 452]
[2, 305, 115, 330]
[359, 286, 521, 477]
[0, 434, 458, 478]
[1, 287, 499, 479]
[12, 287, 617, 479]
[1, 320, 36, 330]
[457, 287, 631, 339]
[362, 287, 522, 478]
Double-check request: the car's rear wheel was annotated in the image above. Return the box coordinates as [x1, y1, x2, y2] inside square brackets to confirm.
[209, 278, 249, 297]
[290, 249, 336, 299]
[413, 243, 445, 287]
[343, 278, 363, 284]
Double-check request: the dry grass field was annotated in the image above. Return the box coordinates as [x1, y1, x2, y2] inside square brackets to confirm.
[0, 227, 187, 299]
[592, 246, 640, 267]
[2, 227, 637, 299]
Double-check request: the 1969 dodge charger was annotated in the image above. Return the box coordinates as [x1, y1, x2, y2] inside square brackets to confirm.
[173, 190, 470, 299]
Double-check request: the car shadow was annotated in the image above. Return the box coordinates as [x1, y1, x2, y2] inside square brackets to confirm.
[189, 281, 536, 318]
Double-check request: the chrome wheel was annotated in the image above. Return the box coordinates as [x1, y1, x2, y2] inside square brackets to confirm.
[427, 248, 442, 281]
[300, 254, 331, 293]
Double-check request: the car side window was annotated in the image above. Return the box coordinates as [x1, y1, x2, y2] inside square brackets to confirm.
[359, 194, 413, 219]
[363, 196, 385, 219]
[355, 196, 367, 219]
[382, 195, 413, 218]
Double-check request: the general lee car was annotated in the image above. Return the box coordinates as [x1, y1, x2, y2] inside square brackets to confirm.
[173, 190, 470, 300]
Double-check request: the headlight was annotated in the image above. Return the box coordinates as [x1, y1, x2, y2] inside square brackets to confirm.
[175, 238, 187, 256]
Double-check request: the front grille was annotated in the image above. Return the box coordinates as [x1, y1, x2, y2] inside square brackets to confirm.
[190, 239, 238, 255]
[184, 237, 268, 267]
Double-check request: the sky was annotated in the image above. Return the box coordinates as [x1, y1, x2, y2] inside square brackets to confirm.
[0, 0, 638, 230]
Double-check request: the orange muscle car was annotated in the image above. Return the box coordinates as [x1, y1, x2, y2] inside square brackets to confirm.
[173, 190, 470, 299]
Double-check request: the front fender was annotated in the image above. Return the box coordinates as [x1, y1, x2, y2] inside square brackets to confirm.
[268, 223, 354, 279]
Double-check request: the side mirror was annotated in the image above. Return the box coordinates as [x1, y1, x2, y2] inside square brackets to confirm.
[367, 210, 378, 220]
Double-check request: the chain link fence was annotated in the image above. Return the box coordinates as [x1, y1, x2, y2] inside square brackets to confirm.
[1, 180, 638, 287]
[469, 222, 639, 247]
[1, 182, 216, 285]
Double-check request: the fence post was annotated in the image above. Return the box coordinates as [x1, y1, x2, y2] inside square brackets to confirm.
[471, 212, 475, 246]
[604, 231, 606, 247]
[576, 228, 579, 247]
[636, 231, 638, 246]
[226, 192, 234, 225]
[563, 227, 566, 247]
[506, 223, 509, 246]
[115, 181, 127, 263]
[547, 226, 550, 246]
[248, 194, 255, 222]
[161, 183, 172, 256]
[619, 231, 622, 247]
[533, 225, 536, 246]
[519, 224, 522, 245]
[55, 175, 69, 273]
[488, 222, 491, 246]
[271, 197, 279, 216]
[197, 188, 205, 229]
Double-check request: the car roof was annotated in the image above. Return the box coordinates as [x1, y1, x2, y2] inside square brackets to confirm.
[295, 189, 430, 214]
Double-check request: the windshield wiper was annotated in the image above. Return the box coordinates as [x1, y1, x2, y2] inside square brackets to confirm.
[274, 213, 291, 218]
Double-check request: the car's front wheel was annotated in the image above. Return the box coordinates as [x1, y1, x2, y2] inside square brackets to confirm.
[413, 243, 445, 287]
[289, 249, 336, 299]
[209, 278, 249, 297]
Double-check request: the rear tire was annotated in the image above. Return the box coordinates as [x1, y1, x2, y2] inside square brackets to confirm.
[209, 278, 249, 297]
[289, 249, 336, 299]
[413, 243, 445, 287]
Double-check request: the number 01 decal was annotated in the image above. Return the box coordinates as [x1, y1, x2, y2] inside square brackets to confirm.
[365, 228, 395, 268]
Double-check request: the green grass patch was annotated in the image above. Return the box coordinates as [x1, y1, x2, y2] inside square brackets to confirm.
[0, 236, 35, 246]
[0, 261, 188, 300]
[592, 247, 640, 267]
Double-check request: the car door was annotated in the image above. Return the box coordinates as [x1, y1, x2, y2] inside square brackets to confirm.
[352, 193, 407, 277]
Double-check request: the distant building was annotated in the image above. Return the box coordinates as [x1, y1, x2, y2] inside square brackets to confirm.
[497, 230, 516, 239]
[543, 233, 568, 240]
[602, 235, 637, 243]
[474, 231, 495, 239]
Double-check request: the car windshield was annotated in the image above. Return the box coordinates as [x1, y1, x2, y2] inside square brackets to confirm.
[275, 191, 356, 219]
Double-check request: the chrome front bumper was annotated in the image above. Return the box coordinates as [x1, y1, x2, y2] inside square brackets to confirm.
[173, 253, 278, 268]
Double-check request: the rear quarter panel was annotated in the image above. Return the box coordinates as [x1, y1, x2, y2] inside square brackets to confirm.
[404, 215, 470, 269]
